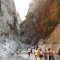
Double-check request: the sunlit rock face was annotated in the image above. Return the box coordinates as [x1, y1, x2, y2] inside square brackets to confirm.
[46, 24, 60, 54]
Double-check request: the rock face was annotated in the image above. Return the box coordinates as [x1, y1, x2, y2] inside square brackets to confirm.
[0, 0, 17, 33]
[0, 0, 20, 59]
[20, 0, 60, 45]
[46, 24, 60, 54]
[47, 24, 60, 44]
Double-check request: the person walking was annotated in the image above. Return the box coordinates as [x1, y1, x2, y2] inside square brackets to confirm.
[47, 48, 54, 60]
[17, 49, 21, 57]
[27, 47, 31, 58]
[34, 48, 39, 60]
[37, 45, 38, 49]
[38, 48, 43, 60]
[44, 49, 47, 60]
[31, 48, 32, 54]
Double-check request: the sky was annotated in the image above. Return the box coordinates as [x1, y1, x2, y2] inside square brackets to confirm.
[14, 0, 32, 21]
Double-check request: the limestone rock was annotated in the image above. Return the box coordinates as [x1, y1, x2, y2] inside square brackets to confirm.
[0, 0, 16, 33]
[0, 0, 20, 60]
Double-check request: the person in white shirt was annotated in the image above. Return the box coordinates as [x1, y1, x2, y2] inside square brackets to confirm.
[27, 47, 31, 58]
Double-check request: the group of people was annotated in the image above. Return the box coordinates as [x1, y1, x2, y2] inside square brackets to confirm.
[27, 47, 54, 60]
[17, 46, 54, 60]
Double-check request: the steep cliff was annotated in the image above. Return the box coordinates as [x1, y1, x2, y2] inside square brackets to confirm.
[0, 0, 20, 59]
[0, 0, 17, 33]
[20, 0, 60, 45]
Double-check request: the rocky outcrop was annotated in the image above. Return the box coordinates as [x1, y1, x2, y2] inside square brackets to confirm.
[46, 24, 60, 44]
